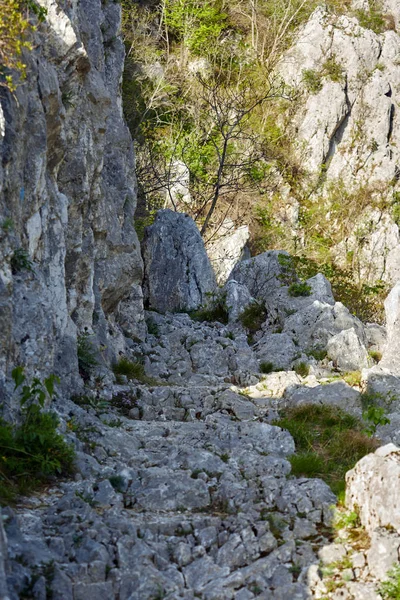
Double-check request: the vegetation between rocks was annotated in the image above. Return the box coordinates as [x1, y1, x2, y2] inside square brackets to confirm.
[0, 367, 75, 505]
[275, 404, 378, 497]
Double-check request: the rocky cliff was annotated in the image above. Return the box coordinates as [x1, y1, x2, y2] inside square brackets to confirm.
[0, 0, 144, 400]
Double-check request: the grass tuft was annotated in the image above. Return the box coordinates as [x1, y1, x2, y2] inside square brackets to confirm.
[276, 404, 378, 496]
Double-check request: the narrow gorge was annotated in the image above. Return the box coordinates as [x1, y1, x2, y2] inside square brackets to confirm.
[2, 1, 400, 599]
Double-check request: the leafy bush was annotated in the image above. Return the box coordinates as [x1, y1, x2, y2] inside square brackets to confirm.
[77, 334, 98, 381]
[276, 404, 378, 496]
[380, 565, 400, 599]
[302, 69, 323, 93]
[0, 367, 75, 504]
[363, 405, 390, 436]
[0, 0, 47, 90]
[354, 5, 387, 34]
[239, 301, 267, 332]
[10, 248, 32, 274]
[288, 281, 312, 297]
[322, 56, 344, 83]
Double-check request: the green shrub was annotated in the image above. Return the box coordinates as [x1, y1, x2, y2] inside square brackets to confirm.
[146, 317, 159, 336]
[109, 475, 125, 493]
[77, 334, 98, 381]
[294, 361, 310, 377]
[288, 281, 312, 297]
[10, 248, 32, 274]
[302, 69, 323, 93]
[190, 294, 229, 324]
[276, 404, 378, 496]
[0, 367, 75, 504]
[380, 564, 400, 599]
[239, 302, 267, 333]
[260, 361, 274, 374]
[322, 56, 344, 83]
[363, 405, 390, 436]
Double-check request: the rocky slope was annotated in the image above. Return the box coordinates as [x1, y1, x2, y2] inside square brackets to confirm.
[1, 210, 400, 599]
[0, 0, 145, 401]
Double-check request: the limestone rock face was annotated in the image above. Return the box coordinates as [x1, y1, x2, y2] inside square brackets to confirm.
[346, 444, 400, 533]
[279, 5, 400, 285]
[0, 0, 144, 398]
[381, 282, 400, 375]
[327, 328, 369, 372]
[142, 210, 217, 313]
[207, 220, 250, 285]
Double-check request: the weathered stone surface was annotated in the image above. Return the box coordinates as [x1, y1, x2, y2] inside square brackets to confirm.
[367, 528, 400, 580]
[327, 328, 369, 371]
[381, 282, 400, 375]
[207, 220, 250, 285]
[284, 381, 362, 414]
[224, 280, 254, 322]
[0, 510, 10, 600]
[254, 333, 299, 371]
[142, 210, 217, 313]
[0, 0, 144, 398]
[346, 444, 400, 533]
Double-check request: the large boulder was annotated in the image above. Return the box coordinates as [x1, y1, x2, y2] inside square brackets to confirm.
[327, 328, 369, 371]
[207, 220, 250, 285]
[142, 210, 217, 313]
[380, 282, 400, 375]
[346, 444, 400, 533]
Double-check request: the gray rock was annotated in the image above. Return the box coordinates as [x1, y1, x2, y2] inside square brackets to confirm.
[0, 510, 10, 600]
[142, 210, 217, 313]
[284, 381, 362, 414]
[327, 328, 369, 371]
[255, 333, 299, 371]
[346, 443, 400, 533]
[224, 280, 254, 322]
[207, 220, 250, 285]
[367, 528, 400, 580]
[381, 282, 400, 375]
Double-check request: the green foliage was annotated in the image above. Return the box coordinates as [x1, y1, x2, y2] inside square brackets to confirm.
[164, 0, 227, 56]
[276, 404, 378, 496]
[369, 350, 382, 363]
[322, 55, 344, 82]
[363, 405, 390, 436]
[77, 334, 98, 381]
[239, 301, 267, 333]
[190, 293, 229, 324]
[146, 317, 159, 336]
[109, 475, 125, 493]
[10, 247, 33, 274]
[342, 371, 361, 387]
[355, 3, 387, 34]
[380, 565, 400, 599]
[294, 362, 310, 377]
[302, 69, 323, 93]
[0, 0, 47, 91]
[113, 357, 145, 380]
[1, 217, 13, 231]
[306, 347, 327, 361]
[0, 367, 74, 504]
[112, 357, 156, 385]
[260, 361, 274, 374]
[134, 212, 157, 242]
[288, 281, 312, 297]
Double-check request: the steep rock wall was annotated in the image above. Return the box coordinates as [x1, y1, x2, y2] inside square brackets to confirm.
[0, 0, 144, 399]
[279, 0, 400, 285]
